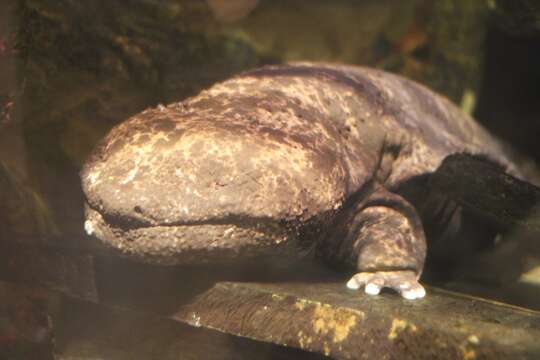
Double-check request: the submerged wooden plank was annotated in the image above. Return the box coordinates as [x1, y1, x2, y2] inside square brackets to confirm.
[174, 281, 540, 360]
[2, 241, 539, 359]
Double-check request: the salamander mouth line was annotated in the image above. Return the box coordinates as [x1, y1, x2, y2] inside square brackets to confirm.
[84, 201, 299, 233]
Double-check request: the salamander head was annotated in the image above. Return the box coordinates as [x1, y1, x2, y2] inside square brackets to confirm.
[81, 104, 347, 264]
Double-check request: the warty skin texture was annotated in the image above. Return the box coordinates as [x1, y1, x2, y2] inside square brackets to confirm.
[81, 63, 520, 299]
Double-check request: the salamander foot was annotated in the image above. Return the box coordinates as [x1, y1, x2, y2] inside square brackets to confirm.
[346, 270, 426, 300]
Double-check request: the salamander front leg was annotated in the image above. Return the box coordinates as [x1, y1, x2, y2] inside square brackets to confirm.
[327, 188, 427, 300]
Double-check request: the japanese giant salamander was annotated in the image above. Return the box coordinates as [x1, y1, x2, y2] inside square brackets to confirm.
[81, 63, 524, 300]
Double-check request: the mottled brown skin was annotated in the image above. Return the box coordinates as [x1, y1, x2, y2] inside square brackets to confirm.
[81, 63, 520, 298]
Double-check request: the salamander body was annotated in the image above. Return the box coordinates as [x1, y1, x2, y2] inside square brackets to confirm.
[81, 63, 521, 299]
